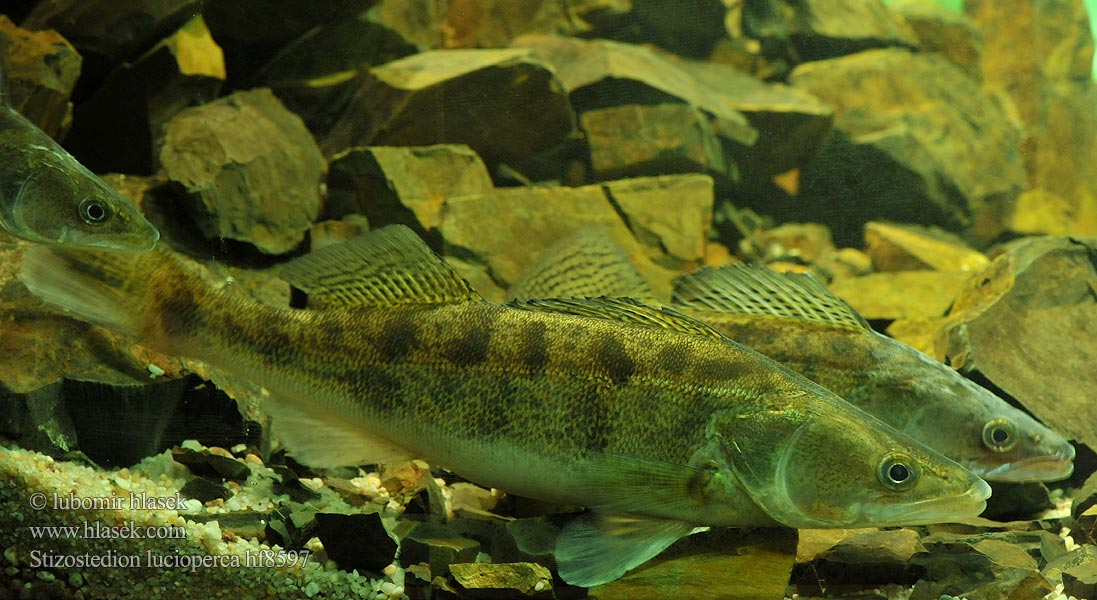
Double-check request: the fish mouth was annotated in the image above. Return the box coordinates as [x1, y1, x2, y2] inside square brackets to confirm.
[857, 479, 992, 527]
[77, 228, 161, 253]
[975, 450, 1076, 483]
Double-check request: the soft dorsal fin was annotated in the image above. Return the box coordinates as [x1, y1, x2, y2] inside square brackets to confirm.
[281, 225, 481, 309]
[508, 224, 655, 302]
[507, 296, 727, 341]
[672, 263, 870, 330]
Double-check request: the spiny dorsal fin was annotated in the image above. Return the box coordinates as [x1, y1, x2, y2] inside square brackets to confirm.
[281, 225, 481, 309]
[507, 296, 727, 341]
[672, 263, 870, 330]
[508, 224, 655, 302]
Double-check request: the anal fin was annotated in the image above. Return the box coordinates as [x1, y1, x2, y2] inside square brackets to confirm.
[555, 512, 695, 587]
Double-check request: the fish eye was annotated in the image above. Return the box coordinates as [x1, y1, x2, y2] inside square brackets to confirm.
[79, 198, 112, 225]
[877, 453, 919, 491]
[982, 418, 1018, 452]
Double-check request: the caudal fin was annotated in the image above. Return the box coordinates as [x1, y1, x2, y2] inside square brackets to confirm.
[19, 245, 166, 340]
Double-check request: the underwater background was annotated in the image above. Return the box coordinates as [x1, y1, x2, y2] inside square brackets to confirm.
[2, 1, 1097, 599]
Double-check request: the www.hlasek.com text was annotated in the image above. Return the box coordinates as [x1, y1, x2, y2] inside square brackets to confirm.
[28, 520, 187, 540]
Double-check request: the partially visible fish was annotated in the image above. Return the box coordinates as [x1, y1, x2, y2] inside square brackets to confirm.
[510, 227, 1074, 483]
[21, 226, 989, 587]
[0, 61, 158, 251]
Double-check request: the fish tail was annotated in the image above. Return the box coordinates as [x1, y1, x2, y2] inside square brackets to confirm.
[19, 245, 189, 347]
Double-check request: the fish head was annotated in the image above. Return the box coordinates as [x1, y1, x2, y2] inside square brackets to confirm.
[714, 386, 990, 529]
[900, 370, 1075, 483]
[11, 152, 160, 252]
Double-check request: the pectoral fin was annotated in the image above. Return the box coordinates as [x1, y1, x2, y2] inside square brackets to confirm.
[555, 512, 695, 587]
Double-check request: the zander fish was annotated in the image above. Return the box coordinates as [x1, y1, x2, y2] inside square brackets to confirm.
[20, 226, 990, 587]
[511, 227, 1074, 483]
[0, 62, 158, 251]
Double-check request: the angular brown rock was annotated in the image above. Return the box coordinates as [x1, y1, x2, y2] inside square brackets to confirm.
[325, 145, 494, 235]
[675, 59, 833, 184]
[742, 0, 919, 63]
[22, 0, 199, 85]
[64, 15, 225, 174]
[581, 103, 734, 182]
[0, 15, 82, 138]
[864, 221, 990, 273]
[438, 183, 680, 302]
[889, 0, 982, 77]
[789, 48, 1024, 246]
[828, 271, 972, 320]
[969, 0, 1097, 238]
[322, 49, 576, 174]
[935, 236, 1097, 448]
[448, 562, 553, 599]
[592, 528, 797, 600]
[399, 522, 480, 578]
[602, 175, 713, 271]
[514, 36, 757, 184]
[158, 88, 326, 254]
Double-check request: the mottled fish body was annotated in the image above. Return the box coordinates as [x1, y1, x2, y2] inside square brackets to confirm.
[0, 62, 158, 251]
[20, 226, 989, 586]
[511, 227, 1074, 483]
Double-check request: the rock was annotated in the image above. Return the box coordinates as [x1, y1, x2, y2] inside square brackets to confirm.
[322, 49, 576, 175]
[158, 88, 326, 254]
[309, 215, 371, 252]
[911, 533, 1053, 600]
[602, 175, 713, 271]
[64, 15, 225, 174]
[935, 237, 1097, 448]
[180, 477, 231, 503]
[795, 528, 868, 564]
[1043, 546, 1097, 588]
[742, 0, 919, 63]
[789, 48, 1024, 246]
[315, 512, 397, 572]
[886, 317, 949, 356]
[439, 183, 679, 302]
[969, 0, 1097, 237]
[171, 447, 250, 480]
[1006, 188, 1081, 237]
[325, 145, 494, 235]
[592, 527, 797, 600]
[753, 222, 836, 266]
[889, 0, 982, 77]
[22, 0, 200, 86]
[828, 271, 972, 321]
[440, 0, 579, 50]
[627, 0, 730, 58]
[202, 0, 369, 85]
[449, 562, 553, 599]
[254, 2, 423, 135]
[674, 59, 833, 184]
[497, 517, 559, 564]
[399, 522, 480, 578]
[982, 483, 1055, 522]
[1074, 470, 1097, 518]
[514, 34, 757, 184]
[806, 529, 924, 588]
[580, 103, 735, 182]
[1063, 560, 1097, 600]
[0, 15, 82, 138]
[864, 221, 990, 273]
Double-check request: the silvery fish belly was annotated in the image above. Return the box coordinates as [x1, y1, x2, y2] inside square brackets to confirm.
[510, 226, 1075, 485]
[0, 68, 159, 252]
[19, 225, 990, 587]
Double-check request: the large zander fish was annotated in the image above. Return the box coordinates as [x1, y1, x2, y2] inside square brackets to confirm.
[20, 225, 990, 587]
[511, 227, 1075, 483]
